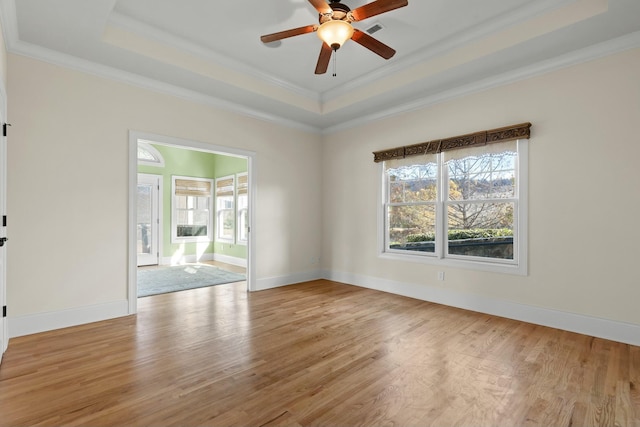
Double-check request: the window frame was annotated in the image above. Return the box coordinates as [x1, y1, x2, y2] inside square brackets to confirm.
[137, 141, 165, 167]
[215, 174, 236, 244]
[171, 175, 214, 244]
[379, 139, 528, 276]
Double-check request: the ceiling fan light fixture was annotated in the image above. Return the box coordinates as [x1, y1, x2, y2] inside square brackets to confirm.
[317, 20, 354, 50]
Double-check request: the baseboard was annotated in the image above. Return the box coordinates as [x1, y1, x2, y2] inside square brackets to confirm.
[160, 253, 213, 265]
[160, 253, 247, 267]
[10, 271, 636, 346]
[8, 300, 130, 338]
[255, 270, 324, 291]
[324, 270, 640, 347]
[212, 253, 247, 268]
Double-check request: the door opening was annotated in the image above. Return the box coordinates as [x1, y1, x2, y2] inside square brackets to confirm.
[128, 132, 255, 314]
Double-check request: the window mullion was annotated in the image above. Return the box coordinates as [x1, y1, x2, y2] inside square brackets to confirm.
[436, 153, 446, 259]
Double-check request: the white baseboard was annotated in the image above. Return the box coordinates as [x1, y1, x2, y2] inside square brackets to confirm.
[8, 300, 130, 338]
[160, 253, 214, 265]
[160, 253, 247, 267]
[10, 271, 636, 347]
[324, 270, 640, 347]
[212, 253, 247, 268]
[254, 270, 323, 291]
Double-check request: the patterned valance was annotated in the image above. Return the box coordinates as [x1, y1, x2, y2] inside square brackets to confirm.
[373, 122, 531, 163]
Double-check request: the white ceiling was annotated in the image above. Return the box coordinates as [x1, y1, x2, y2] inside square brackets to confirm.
[1, 0, 639, 132]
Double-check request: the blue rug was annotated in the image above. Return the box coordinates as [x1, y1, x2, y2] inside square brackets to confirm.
[138, 264, 246, 297]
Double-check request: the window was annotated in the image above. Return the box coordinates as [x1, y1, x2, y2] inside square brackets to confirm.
[378, 124, 529, 275]
[236, 173, 248, 244]
[172, 176, 213, 243]
[137, 141, 165, 167]
[216, 175, 235, 243]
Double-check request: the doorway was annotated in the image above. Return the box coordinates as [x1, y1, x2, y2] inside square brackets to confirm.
[127, 131, 256, 315]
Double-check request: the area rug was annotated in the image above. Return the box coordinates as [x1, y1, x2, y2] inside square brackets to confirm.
[138, 264, 246, 297]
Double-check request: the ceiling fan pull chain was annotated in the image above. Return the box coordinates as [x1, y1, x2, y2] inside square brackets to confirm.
[333, 50, 337, 77]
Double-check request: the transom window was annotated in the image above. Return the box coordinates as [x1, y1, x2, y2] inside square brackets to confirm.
[137, 141, 165, 167]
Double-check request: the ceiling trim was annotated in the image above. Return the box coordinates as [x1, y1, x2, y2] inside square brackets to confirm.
[107, 11, 321, 103]
[7, 38, 322, 133]
[322, 0, 577, 102]
[323, 30, 640, 134]
[2, 0, 639, 135]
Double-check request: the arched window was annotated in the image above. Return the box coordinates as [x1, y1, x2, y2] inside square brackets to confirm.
[137, 141, 165, 167]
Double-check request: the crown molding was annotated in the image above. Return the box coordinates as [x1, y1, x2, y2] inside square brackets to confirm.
[322, 0, 576, 102]
[6, 35, 320, 133]
[108, 11, 321, 103]
[323, 30, 640, 134]
[2, 0, 639, 135]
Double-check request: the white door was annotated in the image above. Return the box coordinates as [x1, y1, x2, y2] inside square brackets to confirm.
[0, 92, 8, 364]
[137, 174, 160, 266]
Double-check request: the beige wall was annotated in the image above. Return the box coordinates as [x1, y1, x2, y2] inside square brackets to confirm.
[322, 48, 640, 326]
[5, 44, 640, 338]
[7, 54, 322, 317]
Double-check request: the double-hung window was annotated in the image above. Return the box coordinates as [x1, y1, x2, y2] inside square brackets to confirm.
[379, 124, 529, 275]
[216, 175, 235, 243]
[172, 176, 213, 243]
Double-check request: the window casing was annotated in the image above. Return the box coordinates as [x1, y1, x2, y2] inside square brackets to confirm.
[381, 139, 528, 275]
[171, 176, 213, 243]
[216, 175, 235, 243]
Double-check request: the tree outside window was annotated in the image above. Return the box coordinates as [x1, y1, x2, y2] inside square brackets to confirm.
[384, 140, 522, 265]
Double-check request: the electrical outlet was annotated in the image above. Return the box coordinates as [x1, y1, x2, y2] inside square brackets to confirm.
[438, 271, 445, 281]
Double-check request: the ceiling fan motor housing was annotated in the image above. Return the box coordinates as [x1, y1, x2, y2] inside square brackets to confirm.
[320, 1, 351, 24]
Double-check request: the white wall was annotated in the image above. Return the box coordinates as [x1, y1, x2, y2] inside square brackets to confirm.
[7, 54, 322, 329]
[322, 48, 640, 343]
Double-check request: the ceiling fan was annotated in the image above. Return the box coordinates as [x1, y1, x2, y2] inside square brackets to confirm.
[260, 0, 409, 75]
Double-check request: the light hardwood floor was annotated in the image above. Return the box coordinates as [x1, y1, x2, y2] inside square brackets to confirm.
[0, 280, 638, 426]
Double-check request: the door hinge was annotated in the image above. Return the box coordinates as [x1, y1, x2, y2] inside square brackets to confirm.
[2, 123, 10, 137]
[2, 306, 6, 318]
[2, 215, 5, 227]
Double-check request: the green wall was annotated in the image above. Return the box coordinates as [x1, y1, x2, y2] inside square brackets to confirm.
[138, 143, 248, 262]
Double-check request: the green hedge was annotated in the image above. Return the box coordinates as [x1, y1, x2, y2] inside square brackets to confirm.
[406, 228, 513, 242]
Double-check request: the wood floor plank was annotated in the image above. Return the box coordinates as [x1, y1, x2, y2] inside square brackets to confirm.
[0, 279, 638, 426]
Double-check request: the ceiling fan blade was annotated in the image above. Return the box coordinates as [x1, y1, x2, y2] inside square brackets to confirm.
[350, 0, 408, 21]
[260, 25, 318, 43]
[308, 0, 333, 15]
[351, 29, 396, 59]
[315, 42, 333, 74]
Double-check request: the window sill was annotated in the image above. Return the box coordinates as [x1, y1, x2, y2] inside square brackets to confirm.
[172, 236, 212, 244]
[379, 251, 527, 276]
